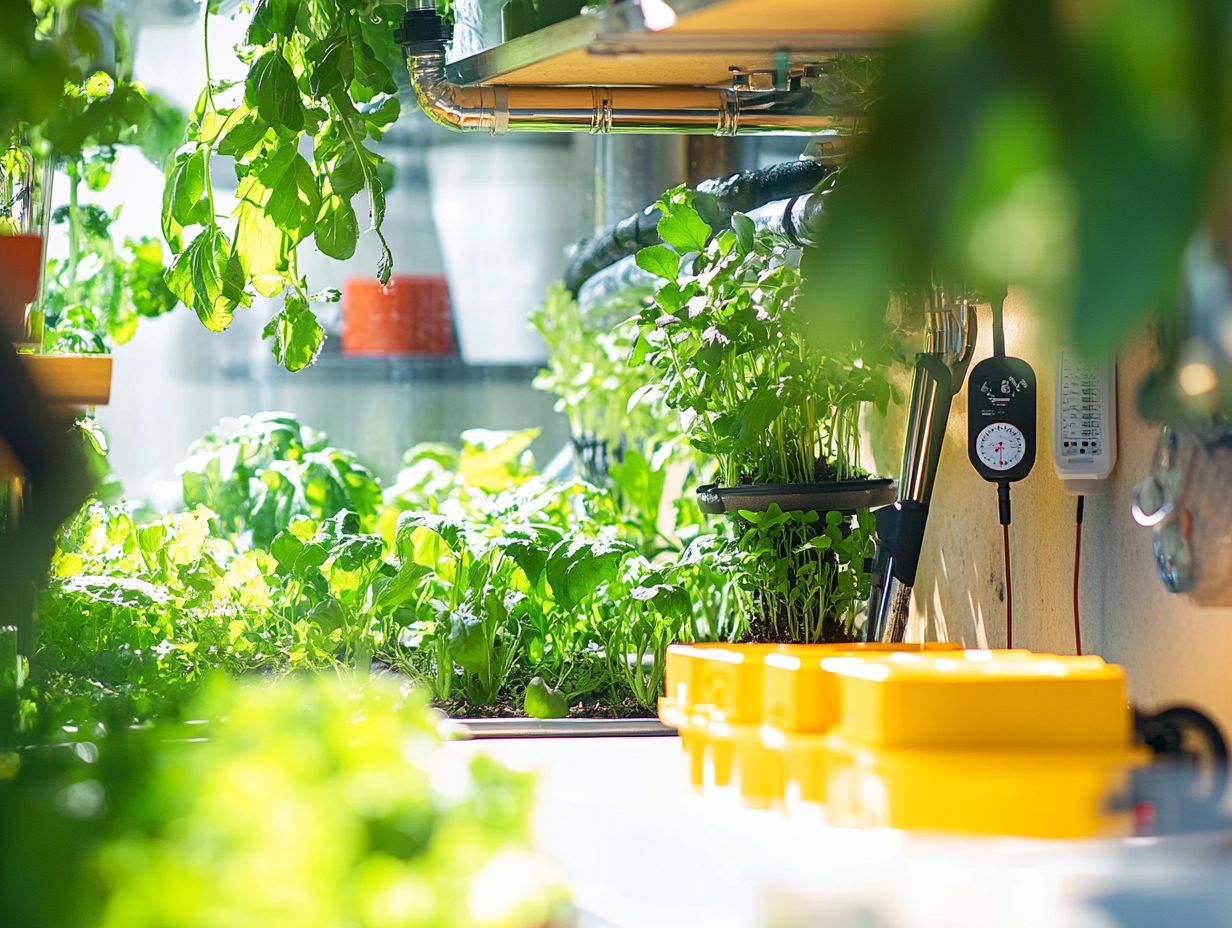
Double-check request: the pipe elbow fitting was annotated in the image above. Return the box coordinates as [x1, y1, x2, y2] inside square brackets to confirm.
[407, 55, 506, 134]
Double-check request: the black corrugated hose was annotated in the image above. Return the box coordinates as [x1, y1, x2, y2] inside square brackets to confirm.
[563, 158, 833, 294]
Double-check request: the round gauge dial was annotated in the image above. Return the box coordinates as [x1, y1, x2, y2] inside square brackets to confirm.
[975, 422, 1026, 472]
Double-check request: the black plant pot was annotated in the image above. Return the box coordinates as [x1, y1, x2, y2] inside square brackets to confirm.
[696, 478, 896, 518]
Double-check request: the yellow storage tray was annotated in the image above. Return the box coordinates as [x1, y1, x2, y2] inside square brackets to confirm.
[762, 642, 963, 734]
[825, 651, 1135, 751]
[823, 739, 1149, 838]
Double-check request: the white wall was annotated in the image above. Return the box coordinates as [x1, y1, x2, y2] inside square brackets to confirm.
[869, 291, 1232, 732]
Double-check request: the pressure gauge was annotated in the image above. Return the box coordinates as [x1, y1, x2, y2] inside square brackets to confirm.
[967, 355, 1037, 484]
[975, 422, 1027, 472]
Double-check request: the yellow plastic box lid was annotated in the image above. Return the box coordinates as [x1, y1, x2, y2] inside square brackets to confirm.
[825, 651, 1136, 751]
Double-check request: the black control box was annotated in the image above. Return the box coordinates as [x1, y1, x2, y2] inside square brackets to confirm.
[967, 355, 1037, 484]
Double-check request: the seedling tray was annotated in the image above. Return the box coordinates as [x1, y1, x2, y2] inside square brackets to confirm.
[697, 479, 895, 517]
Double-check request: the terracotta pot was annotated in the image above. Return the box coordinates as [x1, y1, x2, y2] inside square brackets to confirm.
[0, 235, 42, 334]
[342, 275, 456, 358]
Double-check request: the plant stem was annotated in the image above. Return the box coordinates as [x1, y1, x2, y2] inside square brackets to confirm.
[201, 9, 217, 220]
[66, 159, 80, 307]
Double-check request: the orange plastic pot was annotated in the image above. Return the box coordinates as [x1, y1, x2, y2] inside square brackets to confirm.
[0, 235, 42, 334]
[342, 274, 456, 357]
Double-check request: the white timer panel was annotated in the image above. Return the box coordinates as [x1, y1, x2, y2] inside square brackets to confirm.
[1053, 347, 1117, 493]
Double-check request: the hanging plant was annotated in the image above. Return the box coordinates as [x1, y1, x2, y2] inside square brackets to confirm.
[160, 0, 407, 371]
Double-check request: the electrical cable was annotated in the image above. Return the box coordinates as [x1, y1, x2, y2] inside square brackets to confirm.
[992, 295, 1011, 648]
[991, 293, 1007, 359]
[1002, 520, 1013, 649]
[1074, 495, 1085, 655]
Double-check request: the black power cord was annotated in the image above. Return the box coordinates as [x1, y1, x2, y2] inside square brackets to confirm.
[993, 299, 1012, 648]
[1001, 520, 1013, 648]
[1073, 495, 1084, 655]
[967, 293, 1036, 650]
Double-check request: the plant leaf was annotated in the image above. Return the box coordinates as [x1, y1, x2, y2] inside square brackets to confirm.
[245, 48, 304, 134]
[636, 244, 680, 281]
[262, 296, 324, 372]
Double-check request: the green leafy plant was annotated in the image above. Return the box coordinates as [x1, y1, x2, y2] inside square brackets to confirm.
[161, 0, 406, 370]
[39, 414, 740, 725]
[802, 0, 1232, 362]
[1, 4, 179, 348]
[635, 186, 899, 642]
[268, 509, 427, 671]
[179, 411, 383, 548]
[530, 283, 669, 471]
[0, 674, 570, 928]
[39, 151, 178, 353]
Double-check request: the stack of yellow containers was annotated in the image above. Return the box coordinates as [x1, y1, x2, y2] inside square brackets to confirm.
[658, 644, 1150, 838]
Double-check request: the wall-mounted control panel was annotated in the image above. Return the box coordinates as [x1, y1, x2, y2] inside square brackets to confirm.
[1054, 347, 1117, 494]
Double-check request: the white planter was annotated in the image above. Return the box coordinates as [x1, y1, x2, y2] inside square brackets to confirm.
[426, 138, 592, 365]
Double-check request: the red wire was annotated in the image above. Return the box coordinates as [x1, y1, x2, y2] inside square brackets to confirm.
[1002, 522, 1012, 649]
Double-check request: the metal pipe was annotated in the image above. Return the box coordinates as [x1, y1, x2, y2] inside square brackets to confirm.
[399, 10, 857, 137]
[743, 191, 826, 247]
[865, 290, 977, 644]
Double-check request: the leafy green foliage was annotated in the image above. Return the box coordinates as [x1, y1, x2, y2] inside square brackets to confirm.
[39, 153, 177, 353]
[802, 0, 1232, 359]
[161, 1, 405, 369]
[0, 674, 568, 928]
[636, 186, 900, 641]
[38, 416, 740, 724]
[0, 0, 68, 146]
[178, 411, 382, 548]
[530, 284, 677, 471]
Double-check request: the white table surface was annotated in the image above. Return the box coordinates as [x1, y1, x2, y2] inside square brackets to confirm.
[450, 736, 1232, 928]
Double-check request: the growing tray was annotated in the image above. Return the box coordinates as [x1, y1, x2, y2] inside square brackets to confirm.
[697, 478, 896, 517]
[452, 718, 674, 739]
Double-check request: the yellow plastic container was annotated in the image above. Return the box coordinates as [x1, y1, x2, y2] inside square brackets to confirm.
[761, 642, 964, 734]
[823, 740, 1146, 838]
[661, 643, 965, 807]
[826, 651, 1136, 751]
[661, 644, 1146, 836]
[819, 651, 1149, 837]
[776, 729, 829, 807]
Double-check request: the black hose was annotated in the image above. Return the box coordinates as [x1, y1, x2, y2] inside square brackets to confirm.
[1135, 704, 1230, 807]
[563, 159, 834, 293]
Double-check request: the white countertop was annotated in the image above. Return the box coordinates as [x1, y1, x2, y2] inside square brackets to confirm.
[451, 736, 1232, 928]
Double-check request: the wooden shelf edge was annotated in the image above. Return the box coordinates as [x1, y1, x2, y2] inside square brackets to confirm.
[448, 0, 970, 88]
[21, 353, 113, 407]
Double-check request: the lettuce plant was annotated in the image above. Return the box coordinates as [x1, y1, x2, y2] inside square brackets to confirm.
[179, 411, 383, 548]
[37, 417, 738, 724]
